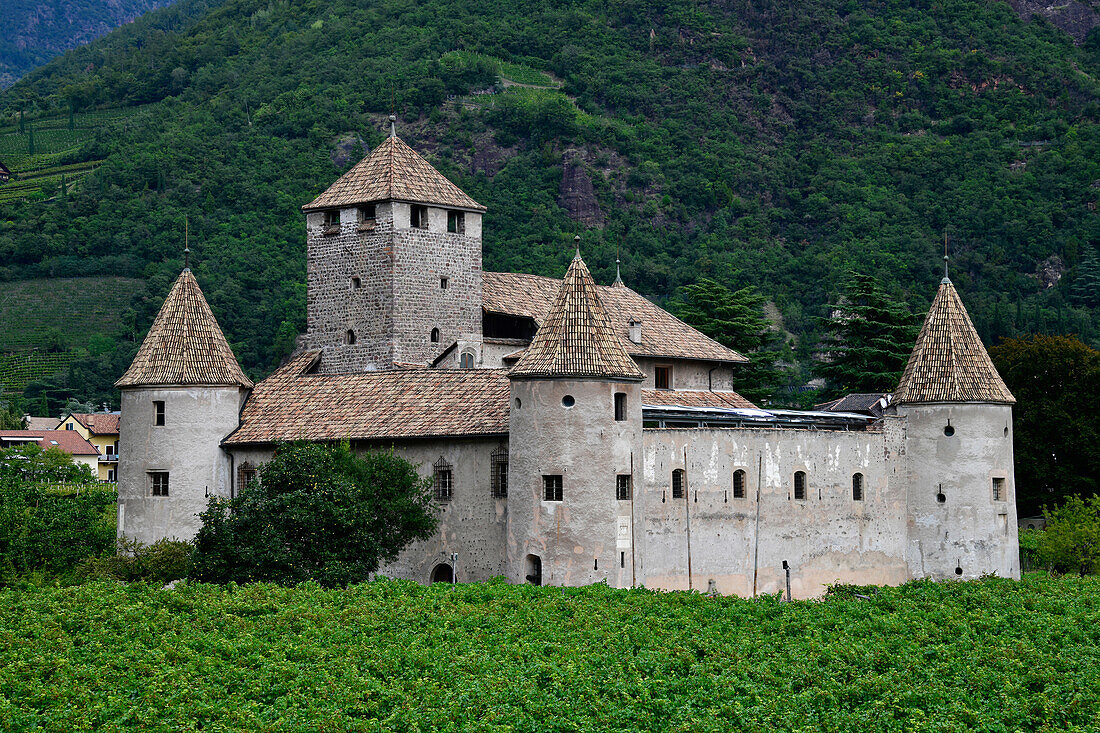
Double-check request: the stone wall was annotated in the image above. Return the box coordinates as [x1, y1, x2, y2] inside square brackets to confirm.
[632, 357, 740, 393]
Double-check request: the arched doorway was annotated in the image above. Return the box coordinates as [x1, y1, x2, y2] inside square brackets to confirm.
[525, 554, 542, 586]
[430, 563, 454, 584]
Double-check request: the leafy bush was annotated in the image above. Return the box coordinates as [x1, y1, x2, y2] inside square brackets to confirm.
[191, 442, 437, 587]
[1036, 495, 1100, 575]
[80, 537, 193, 585]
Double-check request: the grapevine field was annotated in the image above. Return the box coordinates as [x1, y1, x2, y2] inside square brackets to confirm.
[1, 575, 1098, 731]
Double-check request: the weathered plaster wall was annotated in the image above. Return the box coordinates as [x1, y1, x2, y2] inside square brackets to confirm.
[639, 426, 909, 598]
[633, 357, 739, 392]
[117, 386, 245, 544]
[507, 379, 642, 589]
[898, 403, 1019, 580]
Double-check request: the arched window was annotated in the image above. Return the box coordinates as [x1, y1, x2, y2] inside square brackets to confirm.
[794, 471, 806, 500]
[733, 469, 746, 499]
[525, 554, 542, 585]
[852, 472, 864, 501]
[344, 329, 356, 345]
[672, 469, 685, 499]
[460, 351, 475, 368]
[430, 563, 454, 583]
[430, 328, 440, 343]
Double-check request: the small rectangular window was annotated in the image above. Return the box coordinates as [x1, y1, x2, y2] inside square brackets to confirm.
[992, 477, 1006, 502]
[434, 457, 453, 502]
[358, 205, 376, 231]
[350, 276, 361, 290]
[853, 473, 864, 501]
[440, 277, 449, 290]
[655, 366, 671, 390]
[491, 446, 508, 498]
[733, 469, 746, 499]
[149, 471, 169, 497]
[614, 392, 627, 421]
[794, 471, 806, 500]
[672, 469, 685, 499]
[323, 209, 340, 234]
[411, 205, 428, 229]
[616, 474, 632, 501]
[543, 474, 563, 502]
[66, 422, 74, 431]
[447, 210, 465, 234]
[239, 465, 258, 491]
[153, 400, 165, 426]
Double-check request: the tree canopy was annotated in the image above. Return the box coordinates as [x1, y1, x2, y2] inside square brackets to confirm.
[191, 442, 438, 587]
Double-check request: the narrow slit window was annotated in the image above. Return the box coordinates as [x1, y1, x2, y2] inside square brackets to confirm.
[149, 471, 169, 497]
[794, 471, 806, 500]
[853, 472, 864, 501]
[733, 469, 746, 499]
[344, 329, 356, 345]
[350, 276, 361, 290]
[447, 210, 465, 234]
[543, 475, 563, 502]
[440, 276, 449, 290]
[490, 446, 508, 498]
[430, 328, 440, 343]
[672, 469, 685, 499]
[614, 392, 627, 421]
[433, 457, 453, 502]
[153, 400, 165, 427]
[616, 474, 632, 501]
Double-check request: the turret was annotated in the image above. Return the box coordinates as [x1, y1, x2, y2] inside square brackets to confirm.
[895, 266, 1018, 580]
[506, 251, 645, 587]
[301, 119, 486, 372]
[115, 269, 253, 544]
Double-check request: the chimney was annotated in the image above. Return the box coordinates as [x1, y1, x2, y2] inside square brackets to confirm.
[628, 320, 643, 344]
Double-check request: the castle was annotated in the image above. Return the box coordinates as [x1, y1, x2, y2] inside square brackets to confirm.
[114, 126, 1020, 598]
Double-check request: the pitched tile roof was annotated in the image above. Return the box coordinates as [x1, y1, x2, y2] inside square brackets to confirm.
[116, 270, 253, 389]
[814, 393, 889, 417]
[25, 417, 60, 431]
[224, 351, 510, 446]
[303, 134, 485, 212]
[68, 412, 121, 435]
[0, 430, 100, 455]
[483, 271, 747, 364]
[894, 279, 1014, 404]
[509, 255, 645, 381]
[641, 389, 756, 409]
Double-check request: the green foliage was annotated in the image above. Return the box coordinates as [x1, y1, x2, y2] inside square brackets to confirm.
[0, 442, 97, 484]
[0, 396, 25, 429]
[1, 575, 1099, 729]
[815, 272, 919, 396]
[671, 277, 787, 403]
[191, 442, 437, 587]
[81, 537, 194, 585]
[0, 473, 114, 583]
[1036, 495, 1100, 575]
[989, 334, 1100, 515]
[1072, 244, 1100, 309]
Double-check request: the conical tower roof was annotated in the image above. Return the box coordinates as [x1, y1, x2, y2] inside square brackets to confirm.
[302, 134, 485, 213]
[116, 270, 253, 389]
[510, 254, 644, 381]
[894, 278, 1013, 404]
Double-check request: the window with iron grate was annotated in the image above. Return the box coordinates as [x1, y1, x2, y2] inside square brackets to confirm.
[672, 469, 685, 499]
[491, 446, 508, 498]
[543, 475, 563, 502]
[616, 474, 632, 500]
[794, 471, 807, 500]
[434, 457, 453, 502]
[733, 469, 746, 499]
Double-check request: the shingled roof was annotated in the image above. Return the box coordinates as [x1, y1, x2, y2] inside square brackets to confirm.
[894, 279, 1014, 404]
[483, 272, 747, 364]
[641, 389, 756, 409]
[67, 412, 121, 435]
[224, 351, 509, 445]
[509, 254, 645, 381]
[116, 270, 253, 389]
[302, 134, 485, 213]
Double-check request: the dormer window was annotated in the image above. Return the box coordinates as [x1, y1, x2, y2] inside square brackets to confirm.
[447, 210, 465, 234]
[323, 210, 340, 235]
[411, 205, 428, 229]
[358, 204, 376, 231]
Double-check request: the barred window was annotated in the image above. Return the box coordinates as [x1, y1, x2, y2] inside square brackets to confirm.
[794, 471, 807, 500]
[149, 471, 169, 497]
[672, 469, 685, 499]
[433, 457, 453, 502]
[543, 475, 563, 502]
[616, 474, 632, 501]
[992, 477, 1005, 502]
[853, 472, 864, 501]
[491, 446, 508, 498]
[238, 462, 257, 492]
[733, 469, 746, 499]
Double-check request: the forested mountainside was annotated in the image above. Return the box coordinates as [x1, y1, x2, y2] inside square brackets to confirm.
[0, 0, 1097, 410]
[0, 0, 188, 89]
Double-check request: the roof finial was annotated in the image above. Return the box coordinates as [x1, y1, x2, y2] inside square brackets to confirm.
[942, 230, 950, 284]
[389, 113, 397, 138]
[184, 217, 190, 271]
[612, 238, 624, 286]
[574, 234, 581, 260]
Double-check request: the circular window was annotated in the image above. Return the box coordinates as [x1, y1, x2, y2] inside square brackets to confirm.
[954, 566, 963, 576]
[936, 491, 946, 504]
[514, 397, 521, 409]
[943, 425, 955, 437]
[562, 395, 575, 408]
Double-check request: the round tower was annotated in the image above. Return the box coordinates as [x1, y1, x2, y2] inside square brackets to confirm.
[506, 252, 644, 588]
[114, 268, 253, 544]
[895, 265, 1018, 580]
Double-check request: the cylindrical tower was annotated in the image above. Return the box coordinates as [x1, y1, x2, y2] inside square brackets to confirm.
[506, 253, 644, 588]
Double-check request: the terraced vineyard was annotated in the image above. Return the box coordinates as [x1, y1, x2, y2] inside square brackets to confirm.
[0, 108, 142, 203]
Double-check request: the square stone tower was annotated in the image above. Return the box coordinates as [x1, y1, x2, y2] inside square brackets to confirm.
[302, 123, 486, 372]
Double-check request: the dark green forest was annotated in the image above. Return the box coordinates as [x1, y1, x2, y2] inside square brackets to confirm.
[0, 0, 1097, 409]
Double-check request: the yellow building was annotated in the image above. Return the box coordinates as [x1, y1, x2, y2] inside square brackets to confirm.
[59, 412, 120, 482]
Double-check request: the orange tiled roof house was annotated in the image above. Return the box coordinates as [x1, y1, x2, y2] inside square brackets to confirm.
[115, 125, 1019, 597]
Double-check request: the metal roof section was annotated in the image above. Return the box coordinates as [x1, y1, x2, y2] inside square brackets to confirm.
[641, 402, 880, 430]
